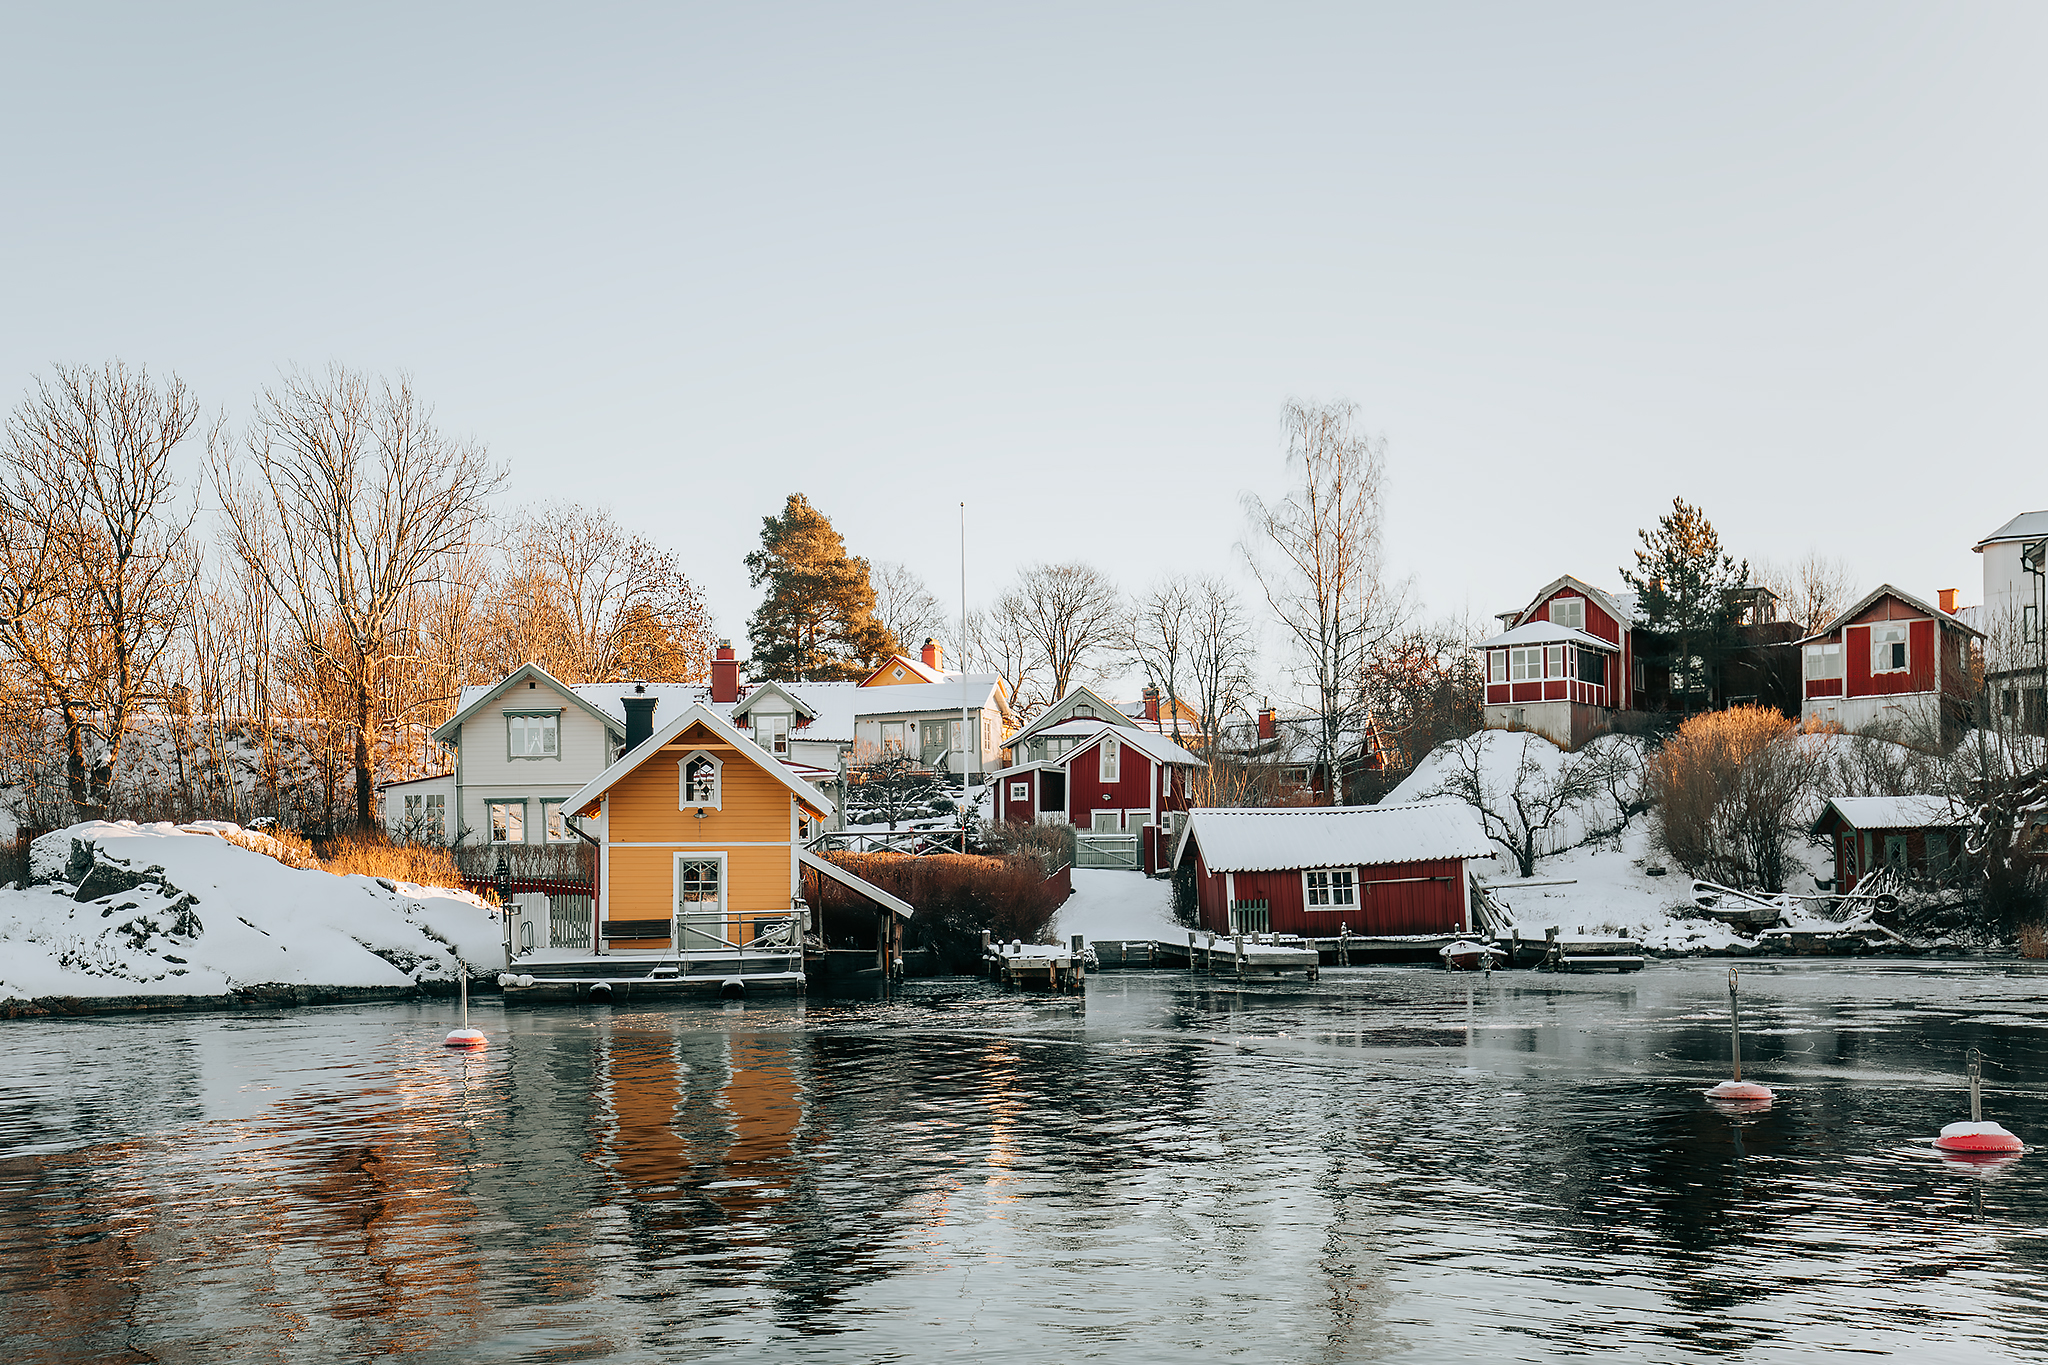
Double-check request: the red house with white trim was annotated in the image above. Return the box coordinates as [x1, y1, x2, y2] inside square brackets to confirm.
[993, 719, 1200, 873]
[1476, 575, 1643, 750]
[1796, 585, 1981, 743]
[1173, 802, 1491, 937]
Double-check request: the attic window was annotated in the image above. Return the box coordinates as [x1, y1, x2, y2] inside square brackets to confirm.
[1872, 623, 1908, 674]
[1075, 704, 1095, 718]
[1549, 597, 1585, 631]
[679, 751, 723, 809]
[1100, 736, 1120, 782]
[891, 666, 905, 679]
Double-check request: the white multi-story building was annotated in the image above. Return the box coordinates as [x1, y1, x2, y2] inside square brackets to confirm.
[1973, 510, 2048, 734]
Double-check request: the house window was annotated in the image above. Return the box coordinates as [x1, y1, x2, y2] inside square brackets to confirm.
[1488, 649, 1508, 683]
[1091, 810, 1122, 833]
[507, 711, 558, 759]
[1280, 765, 1309, 785]
[1927, 833, 1950, 873]
[1549, 597, 1585, 631]
[753, 712, 790, 756]
[679, 751, 722, 809]
[2025, 604, 2041, 644]
[1872, 623, 1908, 674]
[1074, 704, 1095, 719]
[1576, 648, 1604, 685]
[880, 721, 905, 756]
[543, 799, 574, 843]
[1669, 656, 1707, 692]
[1304, 868, 1357, 907]
[1510, 647, 1543, 681]
[1805, 643, 1843, 680]
[1010, 781, 1029, 801]
[1100, 737, 1120, 782]
[401, 793, 446, 842]
[488, 801, 526, 844]
[951, 719, 965, 751]
[1883, 835, 1909, 869]
[1543, 645, 1565, 678]
[891, 666, 906, 680]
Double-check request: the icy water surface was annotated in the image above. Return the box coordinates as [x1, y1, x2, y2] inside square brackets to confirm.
[6, 960, 2048, 1363]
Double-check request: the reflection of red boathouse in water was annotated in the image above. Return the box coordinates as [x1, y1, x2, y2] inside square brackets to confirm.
[1173, 803, 1490, 938]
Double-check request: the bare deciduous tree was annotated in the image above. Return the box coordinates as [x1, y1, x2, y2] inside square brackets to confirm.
[968, 603, 1044, 719]
[502, 501, 712, 683]
[1429, 730, 1607, 879]
[1241, 399, 1405, 804]
[1756, 550, 1858, 636]
[1184, 575, 1257, 752]
[215, 365, 503, 829]
[1004, 562, 1124, 706]
[873, 560, 948, 659]
[0, 362, 197, 817]
[1128, 576, 1196, 743]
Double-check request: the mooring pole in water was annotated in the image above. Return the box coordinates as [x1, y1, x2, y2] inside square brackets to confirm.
[1933, 1046, 2023, 1153]
[1234, 933, 1244, 981]
[1729, 967, 1742, 1082]
[1970, 1048, 1984, 1123]
[443, 962, 487, 1049]
[1338, 923, 1349, 968]
[461, 969, 469, 1030]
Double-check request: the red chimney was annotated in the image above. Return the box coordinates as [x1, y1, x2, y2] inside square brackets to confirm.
[1938, 588, 1960, 615]
[711, 640, 739, 705]
[1143, 686, 1161, 723]
[1257, 706, 1276, 741]
[922, 637, 943, 671]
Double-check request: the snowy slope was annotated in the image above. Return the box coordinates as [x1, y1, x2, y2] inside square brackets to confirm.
[1050, 870, 1181, 943]
[0, 822, 501, 1002]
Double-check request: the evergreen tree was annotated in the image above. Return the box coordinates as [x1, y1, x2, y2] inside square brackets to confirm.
[745, 494, 897, 680]
[1620, 497, 1748, 710]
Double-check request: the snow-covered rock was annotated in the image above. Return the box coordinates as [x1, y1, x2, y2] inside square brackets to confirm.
[0, 821, 500, 1004]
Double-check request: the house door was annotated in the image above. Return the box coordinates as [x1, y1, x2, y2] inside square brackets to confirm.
[677, 856, 731, 949]
[1091, 810, 1122, 833]
[1038, 771, 1066, 818]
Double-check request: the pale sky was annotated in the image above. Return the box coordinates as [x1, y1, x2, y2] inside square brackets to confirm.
[3, 4, 2041, 696]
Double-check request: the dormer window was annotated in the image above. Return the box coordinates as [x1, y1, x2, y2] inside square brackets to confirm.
[1549, 597, 1585, 631]
[680, 751, 723, 809]
[754, 713, 790, 756]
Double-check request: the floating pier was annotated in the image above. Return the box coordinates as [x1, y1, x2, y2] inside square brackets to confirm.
[982, 933, 1085, 992]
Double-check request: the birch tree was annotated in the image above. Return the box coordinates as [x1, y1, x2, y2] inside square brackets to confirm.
[0, 362, 197, 817]
[1241, 399, 1403, 803]
[215, 366, 503, 829]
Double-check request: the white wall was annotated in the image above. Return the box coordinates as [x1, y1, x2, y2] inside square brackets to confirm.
[455, 681, 617, 845]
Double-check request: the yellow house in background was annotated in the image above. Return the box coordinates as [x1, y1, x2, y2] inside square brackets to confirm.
[493, 703, 910, 1002]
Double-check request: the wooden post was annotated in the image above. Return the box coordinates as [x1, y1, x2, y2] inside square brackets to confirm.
[1338, 923, 1349, 968]
[1544, 925, 1558, 970]
[1189, 932, 1198, 975]
[1234, 933, 1245, 981]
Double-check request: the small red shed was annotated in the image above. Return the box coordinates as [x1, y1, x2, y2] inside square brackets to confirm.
[1810, 795, 1966, 891]
[1173, 802, 1491, 937]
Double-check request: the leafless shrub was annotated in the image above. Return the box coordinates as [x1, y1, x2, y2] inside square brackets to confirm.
[1651, 706, 1825, 892]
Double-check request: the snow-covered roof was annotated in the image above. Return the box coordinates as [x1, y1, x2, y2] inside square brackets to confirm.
[1794, 584, 1985, 646]
[1176, 801, 1490, 873]
[1813, 795, 1964, 833]
[1475, 621, 1621, 653]
[565, 704, 833, 820]
[1510, 575, 1639, 630]
[1031, 719, 1202, 767]
[862, 653, 949, 685]
[1974, 510, 2048, 551]
[433, 662, 626, 744]
[1005, 685, 1133, 749]
[851, 675, 1005, 718]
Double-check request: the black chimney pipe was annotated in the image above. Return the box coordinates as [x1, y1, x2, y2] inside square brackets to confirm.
[623, 693, 658, 753]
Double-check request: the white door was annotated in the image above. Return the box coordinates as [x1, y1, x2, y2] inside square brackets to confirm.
[1091, 810, 1122, 833]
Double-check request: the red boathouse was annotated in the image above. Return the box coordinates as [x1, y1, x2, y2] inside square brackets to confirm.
[1174, 803, 1491, 937]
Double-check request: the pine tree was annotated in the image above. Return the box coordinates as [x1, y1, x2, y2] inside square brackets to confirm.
[745, 494, 897, 680]
[1619, 497, 1748, 710]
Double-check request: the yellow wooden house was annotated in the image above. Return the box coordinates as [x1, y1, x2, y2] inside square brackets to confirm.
[512, 702, 909, 1000]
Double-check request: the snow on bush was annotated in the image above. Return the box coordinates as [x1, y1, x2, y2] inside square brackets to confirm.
[0, 820, 501, 1002]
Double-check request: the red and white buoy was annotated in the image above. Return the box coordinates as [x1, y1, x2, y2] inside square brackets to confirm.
[1704, 966, 1773, 1103]
[444, 966, 487, 1049]
[1932, 1049, 2020, 1154]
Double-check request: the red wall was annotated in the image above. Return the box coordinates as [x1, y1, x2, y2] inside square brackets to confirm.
[1191, 846, 1469, 936]
[1068, 735, 1157, 827]
[1843, 611, 1936, 698]
[996, 769, 1036, 823]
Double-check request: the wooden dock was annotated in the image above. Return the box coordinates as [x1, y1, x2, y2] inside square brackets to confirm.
[1077, 924, 1645, 974]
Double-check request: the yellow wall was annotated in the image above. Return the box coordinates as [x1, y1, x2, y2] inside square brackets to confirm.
[597, 721, 825, 945]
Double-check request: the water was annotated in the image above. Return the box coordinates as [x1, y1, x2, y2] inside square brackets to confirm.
[6, 960, 2048, 1363]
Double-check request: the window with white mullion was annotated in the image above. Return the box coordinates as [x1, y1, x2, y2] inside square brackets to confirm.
[1304, 868, 1357, 908]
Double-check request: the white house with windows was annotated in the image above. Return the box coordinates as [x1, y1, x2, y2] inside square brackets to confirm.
[1974, 510, 2048, 733]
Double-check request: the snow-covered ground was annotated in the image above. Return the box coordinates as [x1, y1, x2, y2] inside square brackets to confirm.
[1386, 729, 1838, 953]
[0, 821, 501, 1004]
[1050, 869, 1181, 943]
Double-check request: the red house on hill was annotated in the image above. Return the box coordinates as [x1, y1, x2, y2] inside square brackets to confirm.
[1173, 803, 1491, 937]
[1797, 585, 1981, 743]
[1476, 575, 1641, 750]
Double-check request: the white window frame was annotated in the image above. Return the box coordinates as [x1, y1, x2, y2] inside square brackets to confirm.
[542, 798, 574, 843]
[678, 749, 723, 810]
[1125, 807, 1151, 829]
[1548, 597, 1585, 631]
[1009, 781, 1029, 801]
[1488, 649, 1508, 683]
[488, 799, 527, 844]
[1100, 736, 1120, 782]
[880, 720, 906, 756]
[1543, 644, 1565, 678]
[1805, 642, 1843, 680]
[506, 710, 560, 760]
[1303, 867, 1357, 908]
[1871, 623, 1909, 674]
[1091, 810, 1123, 832]
[754, 712, 790, 756]
[1510, 647, 1542, 681]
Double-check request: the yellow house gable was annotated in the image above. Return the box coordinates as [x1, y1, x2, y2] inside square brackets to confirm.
[858, 653, 945, 687]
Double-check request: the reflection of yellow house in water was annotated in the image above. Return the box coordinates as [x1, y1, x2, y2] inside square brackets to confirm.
[504, 703, 911, 1001]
